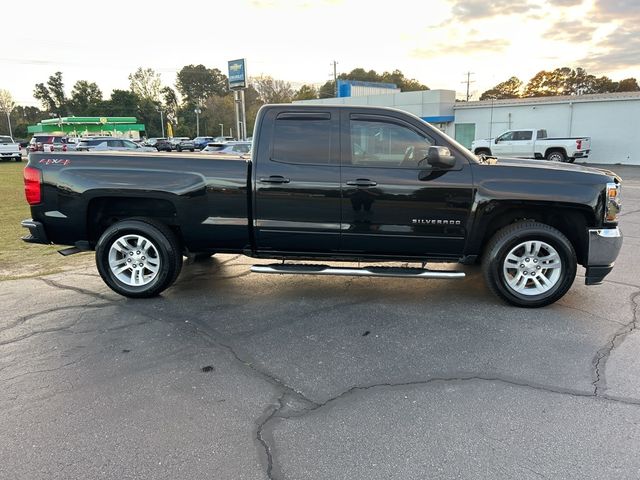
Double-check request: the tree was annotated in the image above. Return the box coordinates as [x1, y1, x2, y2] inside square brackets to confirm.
[0, 89, 16, 137]
[33, 71, 67, 115]
[128, 67, 162, 102]
[103, 89, 139, 116]
[319, 80, 336, 98]
[176, 64, 228, 105]
[617, 78, 640, 92]
[379, 69, 429, 91]
[252, 76, 294, 104]
[68, 80, 103, 115]
[480, 76, 523, 100]
[162, 86, 179, 124]
[293, 84, 318, 101]
[524, 67, 623, 97]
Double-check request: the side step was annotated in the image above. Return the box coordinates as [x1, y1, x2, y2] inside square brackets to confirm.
[250, 263, 465, 279]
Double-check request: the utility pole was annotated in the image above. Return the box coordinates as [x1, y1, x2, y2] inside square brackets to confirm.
[331, 60, 338, 97]
[462, 71, 475, 102]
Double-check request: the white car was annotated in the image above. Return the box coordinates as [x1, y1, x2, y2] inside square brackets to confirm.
[201, 141, 251, 155]
[471, 129, 591, 163]
[77, 138, 156, 152]
[0, 135, 21, 161]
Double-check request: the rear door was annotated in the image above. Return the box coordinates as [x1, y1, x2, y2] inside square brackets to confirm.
[339, 111, 474, 258]
[253, 108, 341, 253]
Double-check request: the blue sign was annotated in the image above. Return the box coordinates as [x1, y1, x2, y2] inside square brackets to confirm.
[228, 58, 247, 90]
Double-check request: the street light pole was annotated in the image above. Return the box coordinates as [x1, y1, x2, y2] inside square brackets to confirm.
[194, 108, 202, 137]
[219, 123, 223, 137]
[5, 111, 12, 138]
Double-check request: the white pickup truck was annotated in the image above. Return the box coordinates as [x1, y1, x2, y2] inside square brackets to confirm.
[471, 129, 591, 163]
[0, 135, 22, 162]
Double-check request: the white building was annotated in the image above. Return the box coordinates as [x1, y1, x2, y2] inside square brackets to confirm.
[296, 90, 640, 165]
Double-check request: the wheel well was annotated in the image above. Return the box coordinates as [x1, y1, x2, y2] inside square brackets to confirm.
[86, 197, 181, 245]
[479, 206, 592, 265]
[545, 147, 567, 158]
[474, 147, 491, 155]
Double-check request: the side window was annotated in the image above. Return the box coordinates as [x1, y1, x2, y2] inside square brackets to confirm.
[496, 131, 514, 142]
[349, 119, 433, 168]
[537, 129, 547, 139]
[513, 131, 532, 141]
[272, 116, 332, 165]
[123, 140, 136, 148]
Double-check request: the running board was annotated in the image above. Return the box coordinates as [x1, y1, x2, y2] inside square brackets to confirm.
[250, 264, 465, 279]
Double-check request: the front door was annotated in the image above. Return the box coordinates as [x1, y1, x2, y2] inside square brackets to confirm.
[492, 131, 514, 156]
[253, 109, 341, 253]
[339, 112, 474, 258]
[510, 130, 534, 157]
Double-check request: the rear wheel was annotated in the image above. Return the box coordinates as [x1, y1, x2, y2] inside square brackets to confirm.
[475, 148, 492, 157]
[96, 218, 183, 298]
[482, 221, 576, 307]
[545, 149, 567, 162]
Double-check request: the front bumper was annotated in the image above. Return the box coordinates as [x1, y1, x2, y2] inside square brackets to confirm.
[21, 219, 50, 245]
[585, 227, 622, 285]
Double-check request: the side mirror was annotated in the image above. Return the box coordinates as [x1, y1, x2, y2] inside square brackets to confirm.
[495, 138, 499, 144]
[426, 146, 456, 168]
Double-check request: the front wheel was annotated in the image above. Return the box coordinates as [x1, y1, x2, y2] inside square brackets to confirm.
[482, 221, 576, 307]
[96, 218, 183, 298]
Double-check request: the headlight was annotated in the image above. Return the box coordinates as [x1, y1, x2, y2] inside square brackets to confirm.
[605, 182, 621, 223]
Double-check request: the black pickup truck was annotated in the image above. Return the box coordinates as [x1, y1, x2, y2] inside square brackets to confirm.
[21, 105, 622, 307]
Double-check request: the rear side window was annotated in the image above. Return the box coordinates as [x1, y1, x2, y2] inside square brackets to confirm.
[272, 114, 332, 165]
[513, 131, 532, 140]
[537, 129, 547, 139]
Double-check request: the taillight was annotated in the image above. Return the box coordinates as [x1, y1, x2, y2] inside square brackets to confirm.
[62, 144, 67, 152]
[24, 167, 42, 205]
[576, 139, 582, 150]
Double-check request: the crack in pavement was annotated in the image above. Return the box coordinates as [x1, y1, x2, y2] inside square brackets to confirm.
[592, 289, 640, 395]
[0, 302, 111, 334]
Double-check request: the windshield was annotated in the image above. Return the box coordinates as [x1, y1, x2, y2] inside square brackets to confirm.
[0, 136, 13, 143]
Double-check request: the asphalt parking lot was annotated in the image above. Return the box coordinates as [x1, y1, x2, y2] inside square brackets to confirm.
[1, 165, 639, 479]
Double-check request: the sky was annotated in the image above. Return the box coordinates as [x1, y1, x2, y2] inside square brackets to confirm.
[2, 0, 638, 106]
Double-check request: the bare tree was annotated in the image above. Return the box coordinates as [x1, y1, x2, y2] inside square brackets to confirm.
[128, 67, 162, 102]
[251, 76, 294, 104]
[0, 89, 15, 137]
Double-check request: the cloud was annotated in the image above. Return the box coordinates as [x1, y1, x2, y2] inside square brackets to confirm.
[592, 0, 640, 19]
[544, 19, 595, 43]
[450, 0, 539, 20]
[579, 25, 640, 71]
[412, 38, 510, 58]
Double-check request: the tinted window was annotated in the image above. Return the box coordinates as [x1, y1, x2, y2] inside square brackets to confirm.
[0, 136, 12, 143]
[513, 131, 533, 140]
[123, 140, 137, 148]
[537, 129, 547, 139]
[349, 119, 433, 168]
[272, 117, 332, 164]
[496, 132, 514, 142]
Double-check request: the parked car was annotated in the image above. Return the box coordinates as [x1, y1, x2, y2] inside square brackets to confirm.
[176, 139, 195, 152]
[28, 135, 70, 152]
[154, 139, 173, 152]
[0, 135, 22, 161]
[143, 137, 167, 148]
[169, 137, 190, 150]
[212, 136, 235, 143]
[76, 138, 156, 152]
[192, 136, 214, 150]
[21, 104, 622, 307]
[201, 141, 251, 155]
[471, 129, 591, 163]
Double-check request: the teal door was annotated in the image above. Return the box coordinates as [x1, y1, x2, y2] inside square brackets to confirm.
[455, 123, 476, 150]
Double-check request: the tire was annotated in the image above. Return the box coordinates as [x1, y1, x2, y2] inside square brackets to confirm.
[545, 149, 566, 162]
[482, 221, 576, 308]
[177, 146, 182, 152]
[190, 149, 194, 152]
[568, 158, 575, 164]
[95, 218, 183, 298]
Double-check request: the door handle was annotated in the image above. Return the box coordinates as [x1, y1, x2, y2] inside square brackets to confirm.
[259, 176, 290, 184]
[346, 179, 377, 187]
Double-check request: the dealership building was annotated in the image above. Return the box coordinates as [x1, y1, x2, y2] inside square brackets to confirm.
[296, 83, 640, 165]
[28, 116, 146, 139]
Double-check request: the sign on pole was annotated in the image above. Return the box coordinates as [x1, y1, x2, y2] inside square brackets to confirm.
[228, 59, 247, 90]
